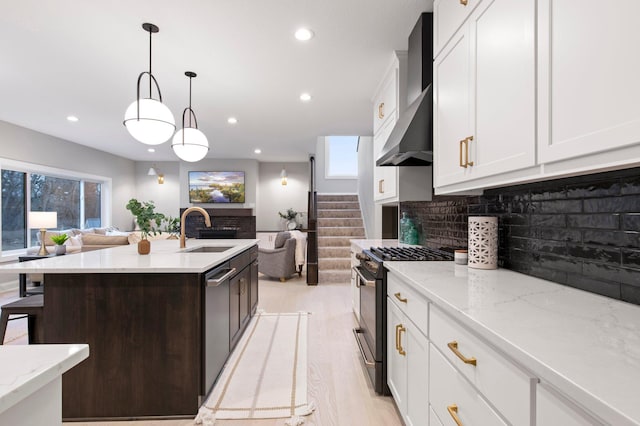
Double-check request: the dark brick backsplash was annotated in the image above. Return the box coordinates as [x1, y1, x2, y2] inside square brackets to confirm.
[400, 167, 640, 305]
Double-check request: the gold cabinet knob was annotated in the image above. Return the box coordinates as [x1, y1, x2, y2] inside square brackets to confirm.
[378, 102, 385, 119]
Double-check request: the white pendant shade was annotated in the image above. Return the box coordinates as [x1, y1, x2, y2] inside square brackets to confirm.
[124, 98, 176, 145]
[172, 127, 209, 162]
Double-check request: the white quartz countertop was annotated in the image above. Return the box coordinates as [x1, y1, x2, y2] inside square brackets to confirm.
[0, 239, 258, 274]
[385, 261, 640, 425]
[349, 239, 398, 251]
[0, 344, 89, 414]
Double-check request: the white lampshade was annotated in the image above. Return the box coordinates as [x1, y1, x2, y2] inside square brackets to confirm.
[171, 128, 209, 162]
[29, 211, 57, 229]
[124, 98, 176, 145]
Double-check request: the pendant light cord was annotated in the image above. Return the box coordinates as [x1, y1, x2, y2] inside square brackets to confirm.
[188, 76, 193, 128]
[148, 28, 153, 99]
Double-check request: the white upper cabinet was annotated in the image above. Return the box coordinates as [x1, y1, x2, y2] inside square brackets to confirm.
[537, 0, 640, 163]
[373, 65, 399, 135]
[434, 0, 536, 190]
[434, 0, 481, 58]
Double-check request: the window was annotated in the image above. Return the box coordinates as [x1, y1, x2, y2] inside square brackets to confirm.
[1, 170, 26, 250]
[1, 161, 108, 253]
[325, 136, 358, 178]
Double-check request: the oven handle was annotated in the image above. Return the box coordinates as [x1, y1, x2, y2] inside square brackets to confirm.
[352, 266, 376, 287]
[353, 329, 376, 366]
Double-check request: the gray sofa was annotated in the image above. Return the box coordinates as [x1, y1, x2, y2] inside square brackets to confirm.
[258, 232, 297, 282]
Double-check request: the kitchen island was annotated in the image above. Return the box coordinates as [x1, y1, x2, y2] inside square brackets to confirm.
[0, 239, 259, 420]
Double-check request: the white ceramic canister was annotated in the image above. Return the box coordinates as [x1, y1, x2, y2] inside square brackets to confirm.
[467, 216, 498, 269]
[454, 249, 468, 265]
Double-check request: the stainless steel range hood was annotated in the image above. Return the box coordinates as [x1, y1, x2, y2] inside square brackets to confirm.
[376, 85, 432, 166]
[377, 12, 433, 167]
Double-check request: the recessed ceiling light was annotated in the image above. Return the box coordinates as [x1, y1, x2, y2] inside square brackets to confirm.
[66, 115, 79, 122]
[295, 28, 314, 41]
[227, 117, 238, 124]
[300, 93, 312, 102]
[254, 149, 262, 154]
[147, 148, 155, 153]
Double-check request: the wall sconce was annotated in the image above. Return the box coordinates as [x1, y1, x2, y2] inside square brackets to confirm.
[148, 164, 164, 184]
[280, 167, 288, 186]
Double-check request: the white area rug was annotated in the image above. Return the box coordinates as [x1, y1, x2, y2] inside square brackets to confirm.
[195, 312, 314, 426]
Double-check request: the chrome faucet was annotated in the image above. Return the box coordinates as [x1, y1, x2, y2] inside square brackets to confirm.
[180, 207, 212, 248]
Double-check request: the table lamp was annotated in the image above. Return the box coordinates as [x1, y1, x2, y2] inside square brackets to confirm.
[29, 211, 57, 256]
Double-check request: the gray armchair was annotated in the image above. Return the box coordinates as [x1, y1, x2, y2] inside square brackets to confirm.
[258, 232, 297, 282]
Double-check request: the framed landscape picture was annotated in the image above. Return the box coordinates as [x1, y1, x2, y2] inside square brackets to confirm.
[188, 171, 245, 203]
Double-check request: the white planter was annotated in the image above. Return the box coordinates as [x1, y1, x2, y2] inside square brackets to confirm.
[468, 216, 498, 270]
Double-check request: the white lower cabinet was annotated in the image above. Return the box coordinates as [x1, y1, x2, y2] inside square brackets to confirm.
[430, 306, 535, 426]
[430, 405, 444, 426]
[387, 271, 534, 426]
[387, 295, 429, 425]
[430, 343, 507, 425]
[537, 384, 602, 426]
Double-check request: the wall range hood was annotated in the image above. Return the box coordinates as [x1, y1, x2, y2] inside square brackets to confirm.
[377, 12, 433, 167]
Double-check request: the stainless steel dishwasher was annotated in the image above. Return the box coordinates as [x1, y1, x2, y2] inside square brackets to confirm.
[202, 262, 236, 399]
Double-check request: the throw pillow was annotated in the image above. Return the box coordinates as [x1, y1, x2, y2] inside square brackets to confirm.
[81, 234, 129, 245]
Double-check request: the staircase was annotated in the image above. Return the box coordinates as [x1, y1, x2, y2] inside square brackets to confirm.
[317, 194, 365, 283]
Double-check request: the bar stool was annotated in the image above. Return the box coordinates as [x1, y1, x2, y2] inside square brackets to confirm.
[0, 294, 44, 344]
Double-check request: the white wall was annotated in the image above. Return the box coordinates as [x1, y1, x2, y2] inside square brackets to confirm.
[257, 162, 309, 231]
[357, 137, 374, 239]
[315, 137, 358, 194]
[0, 121, 136, 230]
[134, 161, 181, 223]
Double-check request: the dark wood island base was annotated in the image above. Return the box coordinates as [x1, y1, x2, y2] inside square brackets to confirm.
[43, 246, 258, 420]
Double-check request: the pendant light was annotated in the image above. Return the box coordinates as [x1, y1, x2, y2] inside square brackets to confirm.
[172, 71, 209, 162]
[123, 23, 176, 145]
[280, 167, 288, 186]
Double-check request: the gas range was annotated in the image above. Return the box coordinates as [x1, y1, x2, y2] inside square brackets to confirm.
[358, 246, 454, 278]
[353, 245, 454, 395]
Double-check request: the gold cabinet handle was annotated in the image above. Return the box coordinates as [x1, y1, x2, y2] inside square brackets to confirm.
[459, 138, 467, 168]
[394, 292, 407, 303]
[465, 135, 474, 167]
[398, 324, 406, 356]
[447, 341, 477, 366]
[447, 404, 463, 426]
[460, 0, 468, 5]
[378, 102, 385, 119]
[395, 324, 401, 350]
[378, 179, 384, 193]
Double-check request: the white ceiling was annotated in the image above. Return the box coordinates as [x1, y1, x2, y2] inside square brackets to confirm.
[0, 0, 432, 163]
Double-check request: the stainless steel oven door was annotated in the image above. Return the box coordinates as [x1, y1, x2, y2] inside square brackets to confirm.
[353, 265, 379, 360]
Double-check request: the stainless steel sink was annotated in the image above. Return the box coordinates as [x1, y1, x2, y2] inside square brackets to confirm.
[183, 246, 234, 253]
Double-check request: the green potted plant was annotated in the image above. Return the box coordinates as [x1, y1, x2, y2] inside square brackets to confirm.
[162, 216, 180, 240]
[50, 233, 69, 255]
[125, 198, 165, 254]
[278, 208, 299, 230]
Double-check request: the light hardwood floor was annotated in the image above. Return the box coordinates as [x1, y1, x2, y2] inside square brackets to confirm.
[1, 274, 402, 426]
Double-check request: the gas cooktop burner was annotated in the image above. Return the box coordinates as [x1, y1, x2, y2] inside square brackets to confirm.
[368, 246, 454, 261]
